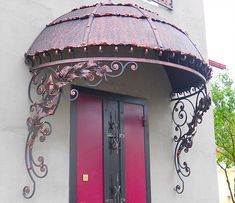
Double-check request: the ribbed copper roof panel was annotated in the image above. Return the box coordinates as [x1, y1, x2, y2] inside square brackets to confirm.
[87, 16, 157, 47]
[28, 20, 88, 54]
[27, 3, 203, 60]
[49, 6, 95, 25]
[155, 21, 201, 58]
[49, 4, 163, 26]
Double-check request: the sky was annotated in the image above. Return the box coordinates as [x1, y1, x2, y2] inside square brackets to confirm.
[203, 0, 235, 79]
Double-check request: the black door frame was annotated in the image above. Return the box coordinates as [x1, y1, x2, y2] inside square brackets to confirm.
[69, 85, 151, 203]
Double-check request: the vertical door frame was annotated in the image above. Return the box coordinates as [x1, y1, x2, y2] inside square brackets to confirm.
[103, 98, 124, 202]
[69, 85, 152, 203]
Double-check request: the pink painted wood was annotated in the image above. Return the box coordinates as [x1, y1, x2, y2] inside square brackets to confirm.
[76, 94, 103, 203]
[124, 103, 147, 203]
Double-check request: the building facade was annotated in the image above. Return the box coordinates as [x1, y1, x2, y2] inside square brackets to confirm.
[0, 0, 219, 203]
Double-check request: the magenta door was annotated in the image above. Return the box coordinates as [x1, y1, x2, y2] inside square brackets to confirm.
[72, 90, 150, 203]
[76, 94, 104, 203]
[124, 103, 147, 203]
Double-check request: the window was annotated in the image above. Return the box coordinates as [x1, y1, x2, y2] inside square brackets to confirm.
[151, 0, 173, 9]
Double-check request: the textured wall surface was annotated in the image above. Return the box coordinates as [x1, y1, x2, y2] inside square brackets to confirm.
[0, 0, 218, 202]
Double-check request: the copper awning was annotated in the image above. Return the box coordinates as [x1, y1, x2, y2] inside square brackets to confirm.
[25, 3, 211, 93]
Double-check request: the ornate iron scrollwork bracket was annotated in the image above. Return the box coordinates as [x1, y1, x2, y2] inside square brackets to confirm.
[171, 84, 211, 194]
[23, 61, 138, 199]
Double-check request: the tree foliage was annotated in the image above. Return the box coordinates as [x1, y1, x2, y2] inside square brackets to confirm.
[212, 72, 235, 166]
[212, 71, 235, 202]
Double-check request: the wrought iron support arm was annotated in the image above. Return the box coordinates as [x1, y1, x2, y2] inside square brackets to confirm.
[171, 84, 211, 194]
[23, 60, 138, 199]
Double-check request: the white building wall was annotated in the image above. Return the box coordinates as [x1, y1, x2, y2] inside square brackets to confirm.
[0, 0, 218, 203]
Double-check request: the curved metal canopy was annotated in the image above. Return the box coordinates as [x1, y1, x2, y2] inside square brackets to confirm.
[23, 3, 212, 198]
[25, 3, 211, 93]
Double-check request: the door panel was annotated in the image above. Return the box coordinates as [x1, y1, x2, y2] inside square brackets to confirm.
[124, 103, 147, 203]
[77, 94, 103, 203]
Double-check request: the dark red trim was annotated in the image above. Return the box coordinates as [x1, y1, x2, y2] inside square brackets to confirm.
[208, 59, 226, 70]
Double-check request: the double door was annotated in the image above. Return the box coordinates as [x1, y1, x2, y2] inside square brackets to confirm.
[70, 88, 150, 203]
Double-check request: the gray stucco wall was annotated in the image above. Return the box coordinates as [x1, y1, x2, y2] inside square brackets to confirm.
[0, 0, 218, 203]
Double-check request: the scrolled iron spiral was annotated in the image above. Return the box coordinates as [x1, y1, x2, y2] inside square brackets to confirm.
[85, 61, 138, 87]
[23, 124, 50, 198]
[108, 61, 138, 77]
[61, 88, 79, 102]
